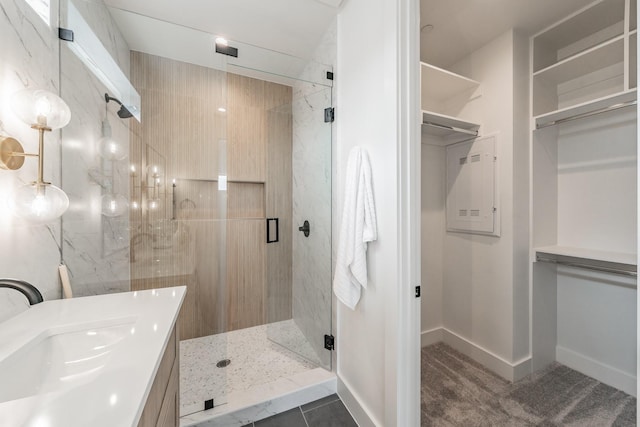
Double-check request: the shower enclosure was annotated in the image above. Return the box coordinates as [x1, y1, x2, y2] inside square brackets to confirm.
[59, 0, 334, 419]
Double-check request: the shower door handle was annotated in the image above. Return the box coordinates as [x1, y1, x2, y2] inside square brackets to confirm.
[266, 218, 279, 243]
[298, 220, 310, 237]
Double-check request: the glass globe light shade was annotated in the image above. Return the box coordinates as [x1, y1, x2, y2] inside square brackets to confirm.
[12, 89, 71, 129]
[98, 135, 127, 161]
[101, 193, 129, 217]
[11, 182, 69, 224]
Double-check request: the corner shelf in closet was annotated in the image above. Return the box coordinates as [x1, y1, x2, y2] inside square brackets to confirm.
[535, 245, 637, 277]
[420, 62, 481, 143]
[421, 62, 480, 105]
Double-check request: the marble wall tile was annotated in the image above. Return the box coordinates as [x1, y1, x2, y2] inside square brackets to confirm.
[0, 0, 131, 322]
[0, 0, 63, 321]
[291, 19, 336, 370]
[60, 0, 131, 297]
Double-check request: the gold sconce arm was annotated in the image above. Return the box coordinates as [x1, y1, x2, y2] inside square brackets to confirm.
[0, 135, 48, 182]
[0, 136, 28, 171]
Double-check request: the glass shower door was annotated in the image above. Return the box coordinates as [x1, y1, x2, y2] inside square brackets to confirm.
[266, 83, 333, 370]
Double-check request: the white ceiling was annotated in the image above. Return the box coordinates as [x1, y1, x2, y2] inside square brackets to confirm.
[421, 0, 595, 68]
[102, 0, 602, 79]
[103, 0, 340, 60]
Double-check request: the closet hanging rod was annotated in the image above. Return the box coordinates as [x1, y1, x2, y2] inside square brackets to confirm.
[423, 121, 479, 136]
[536, 255, 637, 278]
[536, 100, 637, 129]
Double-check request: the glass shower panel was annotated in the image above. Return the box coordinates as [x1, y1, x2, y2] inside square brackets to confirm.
[59, 0, 132, 297]
[128, 49, 231, 413]
[266, 84, 333, 370]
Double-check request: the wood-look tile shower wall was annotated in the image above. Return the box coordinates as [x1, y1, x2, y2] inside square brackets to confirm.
[129, 52, 292, 339]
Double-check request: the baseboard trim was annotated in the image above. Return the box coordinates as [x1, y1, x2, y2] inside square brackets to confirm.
[421, 327, 531, 382]
[421, 327, 444, 347]
[556, 346, 637, 397]
[337, 375, 380, 427]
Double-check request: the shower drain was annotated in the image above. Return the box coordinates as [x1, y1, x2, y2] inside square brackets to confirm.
[216, 359, 231, 368]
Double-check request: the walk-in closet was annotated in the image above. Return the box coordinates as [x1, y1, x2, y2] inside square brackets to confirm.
[420, 0, 637, 424]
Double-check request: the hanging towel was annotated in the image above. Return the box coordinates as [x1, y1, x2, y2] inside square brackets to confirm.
[333, 146, 378, 310]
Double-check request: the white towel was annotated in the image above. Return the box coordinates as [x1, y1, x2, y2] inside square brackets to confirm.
[333, 146, 378, 310]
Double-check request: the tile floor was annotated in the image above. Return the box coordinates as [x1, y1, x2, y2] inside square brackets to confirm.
[242, 394, 357, 427]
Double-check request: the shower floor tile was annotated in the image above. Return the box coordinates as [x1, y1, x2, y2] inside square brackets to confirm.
[180, 319, 319, 417]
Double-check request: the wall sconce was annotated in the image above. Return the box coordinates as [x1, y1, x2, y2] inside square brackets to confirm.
[0, 89, 71, 224]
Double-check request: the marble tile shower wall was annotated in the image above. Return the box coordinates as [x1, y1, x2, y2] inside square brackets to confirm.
[0, 0, 131, 322]
[291, 19, 336, 369]
[60, 0, 131, 296]
[0, 0, 63, 321]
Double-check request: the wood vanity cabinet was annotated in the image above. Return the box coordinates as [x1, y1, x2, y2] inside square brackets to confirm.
[138, 323, 180, 427]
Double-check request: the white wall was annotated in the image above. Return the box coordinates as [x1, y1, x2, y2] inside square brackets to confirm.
[554, 106, 637, 394]
[336, 0, 419, 425]
[420, 143, 444, 338]
[420, 30, 531, 378]
[444, 31, 516, 361]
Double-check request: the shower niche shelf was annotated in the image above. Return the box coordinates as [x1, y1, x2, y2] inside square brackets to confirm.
[420, 62, 481, 144]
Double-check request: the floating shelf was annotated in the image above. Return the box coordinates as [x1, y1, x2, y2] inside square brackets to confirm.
[421, 111, 480, 143]
[535, 245, 637, 277]
[534, 89, 637, 128]
[421, 62, 480, 107]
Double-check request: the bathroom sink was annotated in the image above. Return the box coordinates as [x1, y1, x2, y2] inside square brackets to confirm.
[0, 319, 134, 404]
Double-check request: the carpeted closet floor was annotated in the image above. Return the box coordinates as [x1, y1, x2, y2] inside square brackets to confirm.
[421, 343, 636, 426]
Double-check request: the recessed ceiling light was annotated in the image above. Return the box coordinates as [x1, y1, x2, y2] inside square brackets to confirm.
[218, 107, 227, 113]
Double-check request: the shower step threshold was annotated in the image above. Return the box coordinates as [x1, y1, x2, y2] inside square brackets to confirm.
[179, 368, 336, 427]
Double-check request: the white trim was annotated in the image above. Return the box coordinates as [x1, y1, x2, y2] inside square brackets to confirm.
[421, 327, 532, 382]
[556, 346, 637, 397]
[420, 327, 444, 347]
[338, 376, 380, 427]
[395, 0, 422, 425]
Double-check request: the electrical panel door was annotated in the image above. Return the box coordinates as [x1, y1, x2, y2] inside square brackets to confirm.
[446, 135, 498, 236]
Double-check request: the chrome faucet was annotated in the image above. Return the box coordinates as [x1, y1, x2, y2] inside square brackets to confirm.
[130, 233, 153, 262]
[0, 279, 43, 305]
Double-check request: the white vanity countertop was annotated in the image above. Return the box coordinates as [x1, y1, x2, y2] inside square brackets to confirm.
[0, 286, 186, 427]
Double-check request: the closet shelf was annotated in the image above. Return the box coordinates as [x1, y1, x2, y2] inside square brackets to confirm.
[534, 89, 637, 128]
[421, 111, 480, 142]
[533, 35, 624, 85]
[421, 62, 480, 105]
[535, 245, 637, 277]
